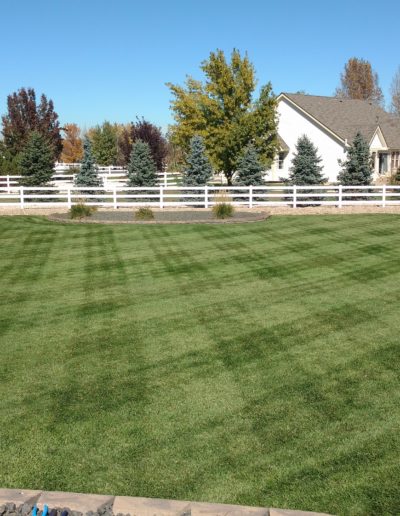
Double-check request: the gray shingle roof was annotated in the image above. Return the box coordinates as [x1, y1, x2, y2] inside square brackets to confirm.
[282, 93, 400, 149]
[277, 134, 289, 152]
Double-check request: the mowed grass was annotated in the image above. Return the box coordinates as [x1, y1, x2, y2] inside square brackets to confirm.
[1, 215, 400, 515]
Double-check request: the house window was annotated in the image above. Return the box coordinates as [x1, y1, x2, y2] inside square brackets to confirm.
[278, 152, 285, 169]
[391, 151, 400, 172]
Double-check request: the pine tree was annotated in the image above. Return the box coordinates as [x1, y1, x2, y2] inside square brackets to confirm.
[183, 135, 213, 185]
[89, 121, 118, 166]
[127, 140, 157, 186]
[289, 135, 326, 185]
[75, 136, 103, 187]
[338, 132, 373, 185]
[18, 131, 54, 186]
[236, 144, 264, 185]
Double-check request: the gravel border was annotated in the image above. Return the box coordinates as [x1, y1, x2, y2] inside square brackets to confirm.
[47, 209, 268, 225]
[1, 205, 400, 217]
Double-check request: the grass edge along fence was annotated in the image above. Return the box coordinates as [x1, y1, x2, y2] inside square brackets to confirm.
[0, 184, 399, 208]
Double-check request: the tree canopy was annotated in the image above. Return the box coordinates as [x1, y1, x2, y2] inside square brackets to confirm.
[131, 118, 167, 171]
[18, 131, 55, 186]
[127, 140, 157, 187]
[236, 144, 265, 185]
[167, 49, 278, 184]
[289, 135, 326, 185]
[390, 67, 400, 116]
[338, 132, 373, 185]
[1, 87, 62, 159]
[335, 58, 384, 106]
[88, 121, 118, 166]
[61, 123, 83, 163]
[75, 136, 103, 187]
[183, 135, 213, 185]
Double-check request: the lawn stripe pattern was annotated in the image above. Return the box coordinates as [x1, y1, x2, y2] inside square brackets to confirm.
[0, 215, 400, 515]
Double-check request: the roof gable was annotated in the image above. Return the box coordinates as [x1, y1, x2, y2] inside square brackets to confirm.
[279, 93, 400, 149]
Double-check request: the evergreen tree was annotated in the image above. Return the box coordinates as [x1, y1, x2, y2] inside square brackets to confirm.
[75, 136, 103, 187]
[183, 135, 213, 185]
[89, 121, 118, 165]
[131, 118, 167, 170]
[236, 144, 264, 185]
[127, 140, 157, 186]
[338, 132, 373, 185]
[289, 135, 326, 185]
[18, 131, 54, 186]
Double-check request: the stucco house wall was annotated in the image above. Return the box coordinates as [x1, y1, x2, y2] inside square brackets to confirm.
[266, 97, 347, 183]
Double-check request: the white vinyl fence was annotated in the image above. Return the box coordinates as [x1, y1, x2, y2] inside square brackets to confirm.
[0, 184, 400, 209]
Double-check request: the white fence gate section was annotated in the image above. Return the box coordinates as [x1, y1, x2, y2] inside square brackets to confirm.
[0, 183, 399, 208]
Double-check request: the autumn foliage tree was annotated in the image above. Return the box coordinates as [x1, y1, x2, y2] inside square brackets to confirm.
[390, 67, 400, 116]
[1, 87, 62, 159]
[60, 123, 83, 163]
[335, 58, 384, 106]
[168, 49, 278, 185]
[131, 118, 167, 170]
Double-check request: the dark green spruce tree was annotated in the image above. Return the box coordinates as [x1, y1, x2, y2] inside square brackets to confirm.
[236, 144, 264, 185]
[338, 132, 373, 185]
[18, 131, 54, 186]
[289, 135, 326, 185]
[183, 135, 213, 185]
[75, 136, 103, 187]
[127, 140, 157, 186]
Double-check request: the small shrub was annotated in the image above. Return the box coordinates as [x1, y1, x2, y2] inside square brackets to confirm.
[70, 202, 97, 220]
[212, 202, 235, 219]
[135, 206, 154, 220]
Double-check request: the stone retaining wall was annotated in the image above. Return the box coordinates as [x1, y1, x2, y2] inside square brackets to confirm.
[0, 489, 333, 516]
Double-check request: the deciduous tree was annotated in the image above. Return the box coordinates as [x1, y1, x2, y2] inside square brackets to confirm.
[61, 123, 83, 163]
[131, 118, 167, 171]
[338, 132, 373, 185]
[335, 58, 384, 106]
[1, 87, 62, 159]
[18, 131, 55, 186]
[167, 49, 278, 185]
[116, 124, 132, 166]
[183, 135, 213, 185]
[390, 67, 400, 116]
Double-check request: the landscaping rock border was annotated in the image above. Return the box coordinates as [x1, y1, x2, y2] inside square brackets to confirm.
[46, 210, 268, 225]
[0, 489, 333, 516]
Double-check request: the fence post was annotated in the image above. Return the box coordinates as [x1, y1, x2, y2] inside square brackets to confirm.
[113, 186, 117, 209]
[160, 185, 164, 209]
[20, 186, 24, 209]
[382, 184, 386, 208]
[7, 175, 10, 194]
[204, 185, 209, 208]
[293, 185, 297, 209]
[338, 184, 342, 208]
[249, 185, 253, 208]
[67, 186, 72, 208]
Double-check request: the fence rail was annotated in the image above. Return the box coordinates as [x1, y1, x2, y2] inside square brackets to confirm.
[0, 184, 399, 209]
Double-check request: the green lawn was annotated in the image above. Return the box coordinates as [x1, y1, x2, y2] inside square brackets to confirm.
[1, 215, 400, 515]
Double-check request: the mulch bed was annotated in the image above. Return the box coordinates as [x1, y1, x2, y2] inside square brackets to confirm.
[48, 209, 268, 224]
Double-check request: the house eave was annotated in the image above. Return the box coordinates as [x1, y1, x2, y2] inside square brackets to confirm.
[277, 93, 348, 146]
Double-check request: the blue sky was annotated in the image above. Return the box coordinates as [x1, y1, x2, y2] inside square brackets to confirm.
[1, 0, 399, 131]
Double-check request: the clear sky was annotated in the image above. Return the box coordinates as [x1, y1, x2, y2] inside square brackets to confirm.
[1, 0, 399, 131]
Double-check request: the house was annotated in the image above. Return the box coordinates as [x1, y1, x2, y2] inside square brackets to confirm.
[267, 93, 400, 183]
